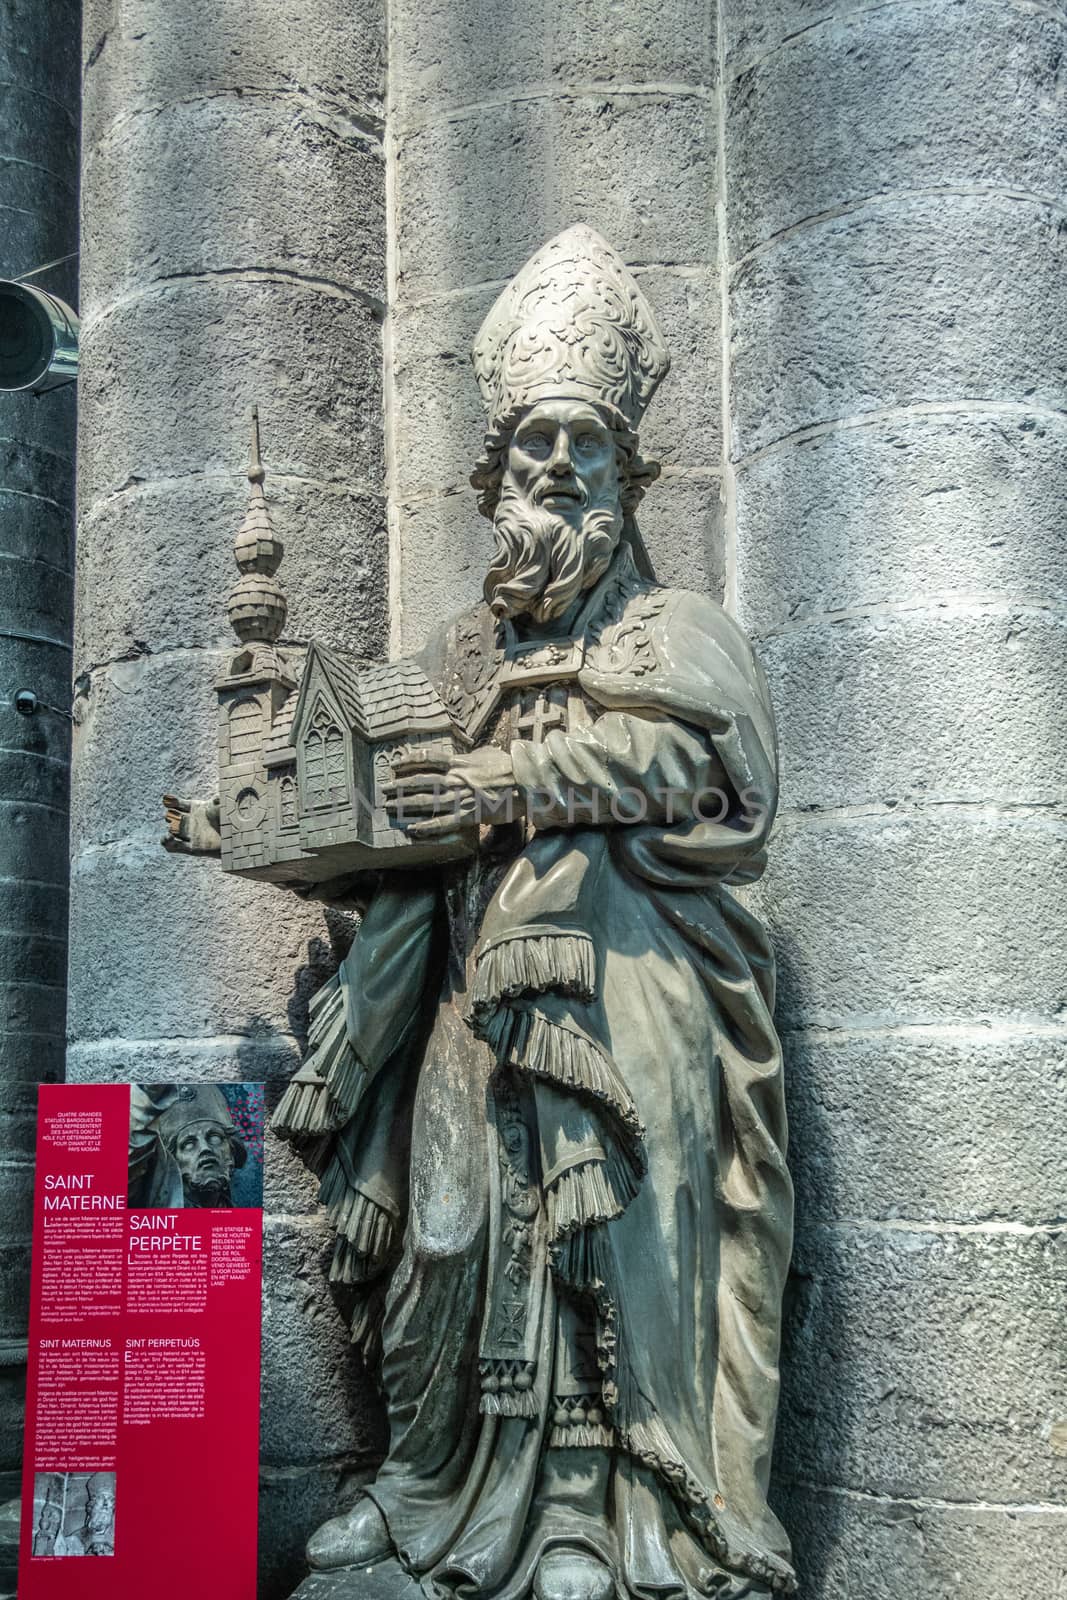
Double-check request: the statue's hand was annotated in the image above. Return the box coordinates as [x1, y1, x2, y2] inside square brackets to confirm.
[162, 794, 222, 856]
[383, 748, 519, 838]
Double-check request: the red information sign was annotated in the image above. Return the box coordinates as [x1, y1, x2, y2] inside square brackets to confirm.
[19, 1083, 263, 1596]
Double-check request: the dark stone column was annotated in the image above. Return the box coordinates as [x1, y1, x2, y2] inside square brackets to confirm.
[0, 0, 80, 1575]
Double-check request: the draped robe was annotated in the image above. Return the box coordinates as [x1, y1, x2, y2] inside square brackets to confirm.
[273, 545, 796, 1598]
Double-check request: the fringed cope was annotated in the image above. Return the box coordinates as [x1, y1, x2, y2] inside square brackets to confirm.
[270, 971, 368, 1139]
[469, 931, 595, 1024]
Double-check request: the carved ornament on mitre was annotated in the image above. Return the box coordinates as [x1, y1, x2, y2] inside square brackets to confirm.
[471, 225, 670, 431]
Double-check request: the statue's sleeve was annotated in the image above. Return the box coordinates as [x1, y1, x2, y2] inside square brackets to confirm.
[510, 711, 729, 829]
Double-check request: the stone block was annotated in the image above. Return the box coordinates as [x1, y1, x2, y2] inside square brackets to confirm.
[0, 977, 66, 1045]
[262, 1120, 324, 1216]
[396, 492, 488, 656]
[81, 97, 385, 322]
[393, 0, 713, 122]
[0, 546, 73, 649]
[0, 1080, 41, 1161]
[630, 266, 722, 472]
[74, 477, 387, 666]
[395, 92, 715, 304]
[753, 811, 1067, 1031]
[0, 795, 71, 890]
[785, 1026, 1067, 1227]
[0, 1247, 29, 1351]
[67, 1032, 302, 1087]
[734, 412, 1067, 634]
[67, 840, 340, 1046]
[0, 1163, 32, 1257]
[721, 0, 834, 70]
[259, 1216, 386, 1463]
[0, 928, 65, 991]
[724, 0, 1067, 258]
[778, 1223, 1067, 1502]
[69, 650, 226, 850]
[0, 169, 77, 292]
[772, 1481, 1067, 1600]
[0, 85, 78, 176]
[638, 472, 726, 599]
[0, 431, 74, 522]
[0, 388, 76, 477]
[76, 279, 384, 507]
[258, 1461, 374, 1600]
[761, 610, 1067, 813]
[0, 711, 71, 815]
[81, 0, 384, 151]
[0, 0, 79, 115]
[391, 289, 490, 498]
[0, 1369, 26, 1474]
[729, 195, 1066, 457]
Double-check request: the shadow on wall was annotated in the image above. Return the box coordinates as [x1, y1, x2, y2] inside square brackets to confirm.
[251, 911, 388, 1600]
[768, 927, 850, 1598]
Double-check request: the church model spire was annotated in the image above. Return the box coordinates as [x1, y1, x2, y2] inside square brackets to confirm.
[227, 405, 288, 645]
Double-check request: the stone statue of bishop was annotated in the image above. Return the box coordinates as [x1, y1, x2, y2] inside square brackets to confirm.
[166, 226, 796, 1600]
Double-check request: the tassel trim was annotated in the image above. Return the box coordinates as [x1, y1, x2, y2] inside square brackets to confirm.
[320, 1160, 398, 1270]
[269, 971, 367, 1138]
[547, 1422, 615, 1448]
[479, 1389, 538, 1418]
[548, 1394, 614, 1448]
[270, 1063, 344, 1138]
[349, 1284, 386, 1368]
[469, 932, 595, 1023]
[478, 1357, 536, 1417]
[483, 1007, 647, 1177]
[545, 1154, 641, 1242]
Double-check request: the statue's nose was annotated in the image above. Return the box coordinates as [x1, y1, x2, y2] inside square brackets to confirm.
[547, 435, 573, 474]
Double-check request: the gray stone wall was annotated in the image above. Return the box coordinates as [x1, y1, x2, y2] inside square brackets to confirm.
[73, 3, 388, 1591]
[0, 0, 80, 1567]
[720, 2, 1067, 1593]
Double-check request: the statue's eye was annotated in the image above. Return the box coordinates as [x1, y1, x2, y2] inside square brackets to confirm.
[522, 433, 550, 453]
[575, 434, 600, 451]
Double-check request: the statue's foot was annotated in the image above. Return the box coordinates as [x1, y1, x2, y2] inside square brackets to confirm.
[306, 1496, 395, 1572]
[533, 1548, 614, 1600]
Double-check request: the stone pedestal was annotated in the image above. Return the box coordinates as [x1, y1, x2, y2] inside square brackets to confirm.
[289, 1559, 422, 1600]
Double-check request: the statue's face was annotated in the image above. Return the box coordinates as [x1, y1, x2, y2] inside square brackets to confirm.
[505, 399, 620, 522]
[174, 1120, 235, 1201]
[88, 1489, 114, 1533]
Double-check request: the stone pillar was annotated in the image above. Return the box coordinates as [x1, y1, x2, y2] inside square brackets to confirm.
[73, 3, 388, 1590]
[386, 0, 724, 648]
[720, 3, 1067, 1593]
[0, 0, 79, 1562]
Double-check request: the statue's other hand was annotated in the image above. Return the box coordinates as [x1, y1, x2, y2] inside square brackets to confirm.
[383, 747, 519, 838]
[162, 794, 222, 857]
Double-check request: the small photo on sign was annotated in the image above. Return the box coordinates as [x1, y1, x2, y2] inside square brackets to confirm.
[31, 1471, 115, 1558]
[127, 1083, 264, 1209]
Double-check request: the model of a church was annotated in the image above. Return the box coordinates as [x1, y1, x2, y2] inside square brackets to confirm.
[214, 412, 469, 884]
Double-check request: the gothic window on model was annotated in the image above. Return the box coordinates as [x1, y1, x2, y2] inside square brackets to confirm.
[279, 774, 298, 832]
[305, 705, 348, 810]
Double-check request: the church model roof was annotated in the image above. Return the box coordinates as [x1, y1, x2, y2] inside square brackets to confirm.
[290, 643, 452, 748]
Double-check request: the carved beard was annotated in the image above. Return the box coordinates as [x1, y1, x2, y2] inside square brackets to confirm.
[182, 1173, 233, 1207]
[483, 482, 623, 624]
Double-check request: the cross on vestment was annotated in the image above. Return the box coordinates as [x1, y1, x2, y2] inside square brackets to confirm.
[515, 691, 568, 744]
